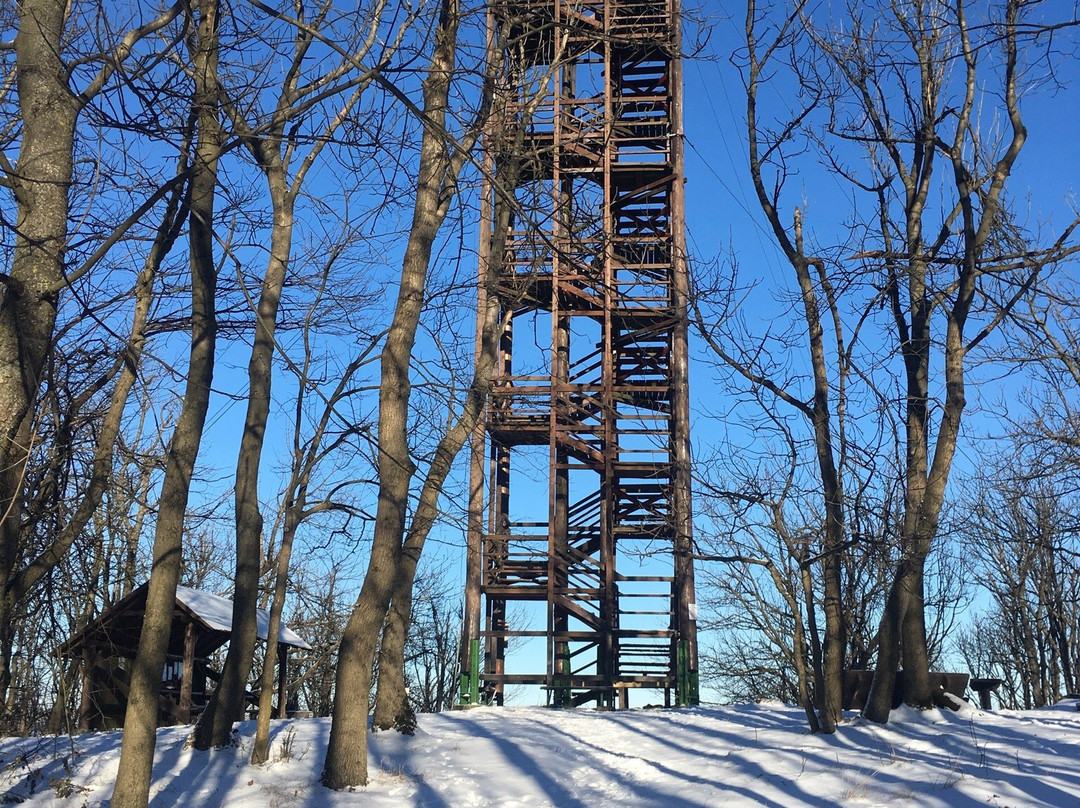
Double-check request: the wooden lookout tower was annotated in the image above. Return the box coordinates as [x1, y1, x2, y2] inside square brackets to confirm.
[460, 0, 698, 708]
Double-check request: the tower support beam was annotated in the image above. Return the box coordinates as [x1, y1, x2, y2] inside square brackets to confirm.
[460, 0, 697, 709]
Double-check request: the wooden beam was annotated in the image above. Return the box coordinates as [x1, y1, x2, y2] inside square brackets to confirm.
[276, 642, 287, 718]
[78, 648, 93, 732]
[179, 621, 195, 722]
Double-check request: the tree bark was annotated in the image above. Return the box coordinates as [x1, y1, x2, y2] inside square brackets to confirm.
[0, 0, 81, 709]
[321, 0, 468, 786]
[196, 5, 391, 748]
[110, 1, 221, 806]
[250, 508, 300, 764]
[740, 2, 847, 732]
[371, 143, 518, 729]
[0, 0, 181, 720]
[372, 250, 505, 730]
[193, 183, 293, 751]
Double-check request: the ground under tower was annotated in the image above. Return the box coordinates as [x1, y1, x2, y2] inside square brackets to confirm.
[460, 0, 698, 709]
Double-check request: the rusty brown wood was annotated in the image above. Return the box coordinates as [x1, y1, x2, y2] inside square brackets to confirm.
[463, 0, 696, 710]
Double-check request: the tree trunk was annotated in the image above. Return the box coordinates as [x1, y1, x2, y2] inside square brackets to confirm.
[900, 562, 931, 702]
[110, 1, 220, 806]
[321, 1, 464, 787]
[372, 157, 516, 731]
[250, 509, 300, 764]
[320, 185, 444, 784]
[197, 3, 389, 749]
[864, 536, 935, 719]
[195, 176, 293, 750]
[371, 553, 415, 731]
[369, 330, 498, 729]
[742, 8, 848, 732]
[0, 0, 80, 711]
[0, 0, 181, 720]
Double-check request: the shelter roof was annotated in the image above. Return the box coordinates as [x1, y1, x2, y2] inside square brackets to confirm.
[60, 583, 311, 660]
[174, 587, 311, 649]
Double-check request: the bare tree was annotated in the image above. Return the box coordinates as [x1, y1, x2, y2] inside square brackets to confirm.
[958, 449, 1080, 706]
[694, 472, 832, 728]
[320, 0, 519, 785]
[193, 0, 411, 752]
[290, 567, 349, 718]
[406, 569, 462, 714]
[829, 0, 1074, 721]
[724, 0, 1079, 724]
[250, 257, 382, 763]
[369, 22, 560, 730]
[692, 0, 853, 731]
[111, 1, 222, 805]
[0, 0, 183, 717]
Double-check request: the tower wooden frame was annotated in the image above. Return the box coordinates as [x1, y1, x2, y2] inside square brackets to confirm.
[460, 0, 698, 709]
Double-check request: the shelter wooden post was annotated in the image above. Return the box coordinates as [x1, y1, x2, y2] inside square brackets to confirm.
[78, 647, 93, 732]
[179, 621, 196, 722]
[276, 642, 288, 718]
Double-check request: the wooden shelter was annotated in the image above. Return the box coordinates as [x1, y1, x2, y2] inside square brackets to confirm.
[60, 584, 311, 731]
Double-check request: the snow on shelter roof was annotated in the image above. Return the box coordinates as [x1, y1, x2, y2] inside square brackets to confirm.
[176, 586, 312, 650]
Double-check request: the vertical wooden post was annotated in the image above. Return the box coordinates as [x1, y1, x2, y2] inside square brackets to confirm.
[669, 0, 699, 706]
[460, 134, 492, 705]
[276, 642, 288, 718]
[600, 0, 617, 712]
[179, 621, 195, 722]
[78, 648, 93, 732]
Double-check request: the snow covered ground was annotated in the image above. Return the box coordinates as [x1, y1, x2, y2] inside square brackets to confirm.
[1, 699, 1078, 807]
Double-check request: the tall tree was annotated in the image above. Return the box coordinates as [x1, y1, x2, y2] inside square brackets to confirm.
[321, 0, 505, 785]
[250, 246, 383, 763]
[697, 0, 850, 732]
[193, 0, 409, 751]
[0, 0, 181, 717]
[730, 0, 1079, 723]
[370, 29, 557, 730]
[110, 1, 222, 805]
[844, 0, 1066, 720]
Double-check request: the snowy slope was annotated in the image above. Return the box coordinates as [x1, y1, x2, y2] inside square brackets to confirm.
[1, 700, 1078, 807]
